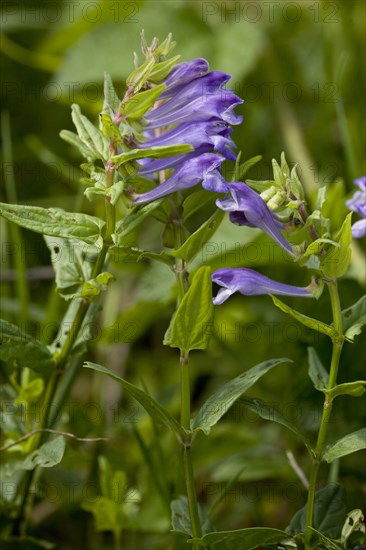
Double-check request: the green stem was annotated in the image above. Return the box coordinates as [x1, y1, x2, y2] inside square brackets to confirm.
[171, 210, 202, 543]
[180, 350, 191, 430]
[181, 354, 202, 541]
[305, 280, 344, 547]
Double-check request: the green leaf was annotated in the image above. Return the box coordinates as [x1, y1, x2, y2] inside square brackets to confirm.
[82, 496, 122, 535]
[236, 154, 263, 181]
[113, 200, 164, 242]
[287, 484, 347, 538]
[20, 436, 65, 471]
[0, 203, 105, 245]
[59, 129, 96, 161]
[308, 347, 329, 391]
[271, 296, 337, 339]
[326, 380, 366, 399]
[149, 55, 181, 83]
[0, 319, 55, 374]
[164, 266, 214, 351]
[99, 114, 123, 145]
[84, 362, 186, 438]
[111, 143, 193, 167]
[182, 189, 216, 221]
[323, 428, 366, 462]
[192, 358, 290, 435]
[120, 84, 166, 120]
[126, 56, 155, 93]
[340, 295, 366, 342]
[103, 72, 120, 115]
[63, 272, 114, 301]
[107, 181, 125, 206]
[71, 104, 109, 160]
[171, 210, 225, 263]
[239, 396, 312, 451]
[109, 245, 173, 267]
[15, 378, 44, 405]
[171, 496, 213, 537]
[320, 213, 352, 278]
[189, 527, 291, 549]
[44, 236, 97, 292]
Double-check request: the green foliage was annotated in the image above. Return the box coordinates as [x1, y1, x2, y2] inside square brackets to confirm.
[190, 527, 291, 549]
[164, 266, 214, 352]
[320, 213, 353, 278]
[323, 429, 366, 462]
[0, 203, 105, 246]
[84, 362, 186, 438]
[0, 319, 55, 373]
[191, 358, 290, 435]
[171, 496, 213, 537]
[4, 437, 65, 476]
[308, 347, 329, 390]
[340, 295, 366, 341]
[271, 296, 337, 338]
[287, 484, 348, 539]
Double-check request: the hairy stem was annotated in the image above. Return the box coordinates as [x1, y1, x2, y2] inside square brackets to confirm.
[305, 280, 344, 546]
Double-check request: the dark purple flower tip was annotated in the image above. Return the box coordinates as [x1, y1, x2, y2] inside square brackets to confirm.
[133, 153, 225, 205]
[346, 176, 366, 237]
[146, 72, 243, 129]
[216, 182, 295, 256]
[162, 58, 210, 96]
[212, 268, 314, 305]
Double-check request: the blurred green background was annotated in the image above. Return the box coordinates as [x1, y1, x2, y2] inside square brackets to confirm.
[1, 1, 365, 548]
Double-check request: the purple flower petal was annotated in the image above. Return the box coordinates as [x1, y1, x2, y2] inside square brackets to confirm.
[138, 121, 236, 172]
[133, 153, 225, 205]
[212, 268, 313, 305]
[216, 182, 294, 256]
[146, 94, 243, 128]
[351, 219, 366, 238]
[149, 72, 232, 119]
[346, 176, 366, 238]
[162, 58, 209, 97]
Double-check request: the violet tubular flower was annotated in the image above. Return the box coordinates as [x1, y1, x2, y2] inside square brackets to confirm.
[216, 182, 295, 256]
[132, 59, 243, 205]
[346, 176, 366, 238]
[212, 268, 314, 305]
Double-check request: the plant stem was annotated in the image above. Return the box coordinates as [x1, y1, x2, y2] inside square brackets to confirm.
[171, 211, 202, 542]
[180, 349, 202, 543]
[305, 280, 344, 547]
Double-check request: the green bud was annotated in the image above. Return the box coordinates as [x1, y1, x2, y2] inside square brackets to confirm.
[267, 190, 287, 211]
[153, 33, 176, 58]
[260, 185, 277, 202]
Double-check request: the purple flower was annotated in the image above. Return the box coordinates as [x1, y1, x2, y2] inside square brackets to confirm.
[346, 176, 366, 238]
[146, 72, 243, 128]
[161, 58, 210, 97]
[212, 268, 314, 305]
[132, 58, 243, 205]
[134, 153, 226, 205]
[216, 182, 295, 256]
